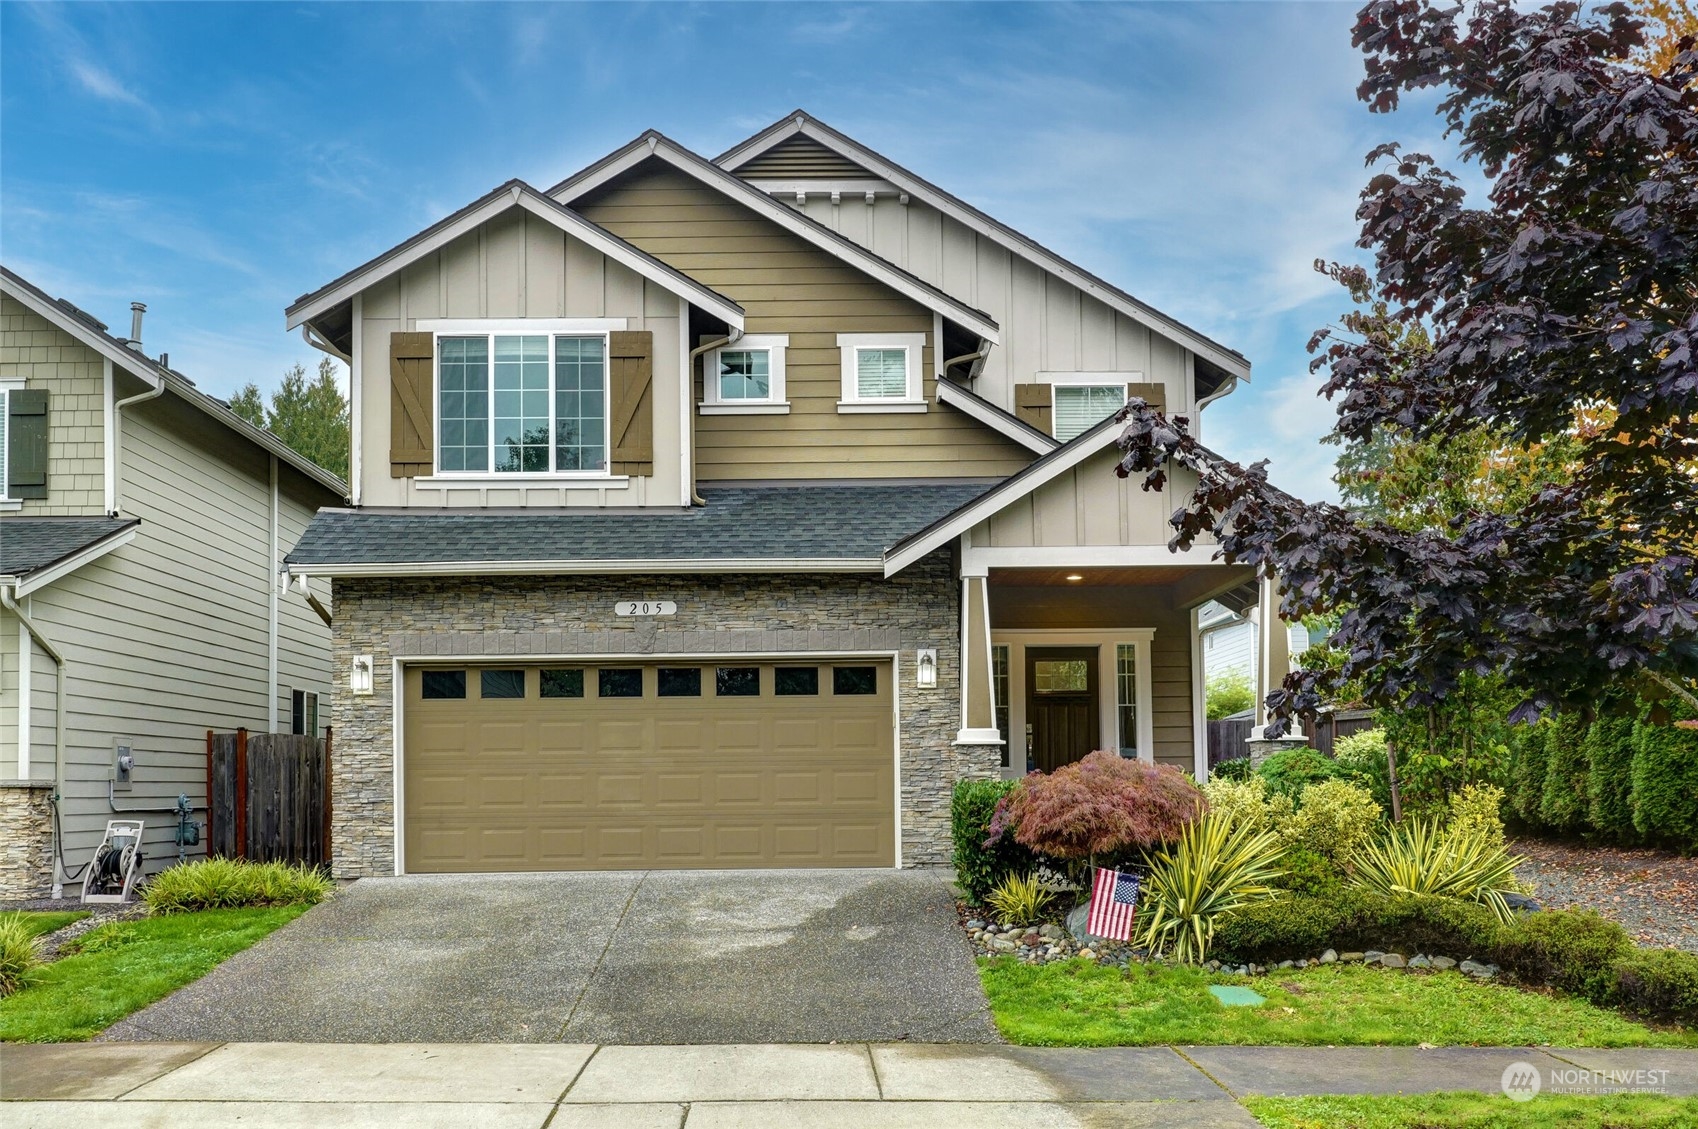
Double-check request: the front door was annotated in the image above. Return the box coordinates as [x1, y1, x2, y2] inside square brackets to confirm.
[1025, 647, 1099, 773]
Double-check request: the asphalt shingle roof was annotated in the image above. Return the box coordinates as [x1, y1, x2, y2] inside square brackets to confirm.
[285, 483, 998, 569]
[0, 517, 138, 578]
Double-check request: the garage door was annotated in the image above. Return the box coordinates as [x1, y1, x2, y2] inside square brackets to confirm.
[402, 660, 895, 872]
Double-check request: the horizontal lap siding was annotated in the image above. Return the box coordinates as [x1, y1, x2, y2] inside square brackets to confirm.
[577, 165, 1032, 481]
[276, 466, 333, 730]
[0, 297, 107, 515]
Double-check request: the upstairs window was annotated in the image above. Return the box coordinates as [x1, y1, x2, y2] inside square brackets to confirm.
[837, 333, 925, 412]
[701, 335, 788, 413]
[1051, 384, 1126, 441]
[437, 333, 607, 474]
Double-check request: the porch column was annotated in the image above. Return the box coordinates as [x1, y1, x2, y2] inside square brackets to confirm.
[1251, 572, 1303, 742]
[956, 570, 1001, 745]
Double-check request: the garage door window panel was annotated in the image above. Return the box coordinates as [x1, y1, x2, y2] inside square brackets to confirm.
[480, 669, 527, 699]
[832, 666, 877, 696]
[541, 669, 585, 698]
[775, 667, 820, 696]
[599, 668, 643, 698]
[657, 668, 702, 697]
[422, 670, 466, 700]
[715, 667, 761, 696]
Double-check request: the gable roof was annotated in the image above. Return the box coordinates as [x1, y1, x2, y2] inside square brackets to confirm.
[545, 131, 1001, 344]
[0, 266, 348, 499]
[285, 180, 745, 332]
[284, 481, 996, 577]
[934, 379, 1058, 455]
[0, 517, 140, 595]
[717, 112, 1250, 382]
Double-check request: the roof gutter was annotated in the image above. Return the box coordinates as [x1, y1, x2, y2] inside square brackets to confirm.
[110, 378, 165, 517]
[287, 556, 887, 580]
[686, 330, 742, 506]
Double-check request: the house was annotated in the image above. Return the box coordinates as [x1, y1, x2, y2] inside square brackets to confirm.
[0, 268, 344, 899]
[282, 111, 1302, 878]
[1198, 599, 1312, 689]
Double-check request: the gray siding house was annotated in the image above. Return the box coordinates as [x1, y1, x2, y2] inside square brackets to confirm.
[0, 267, 345, 899]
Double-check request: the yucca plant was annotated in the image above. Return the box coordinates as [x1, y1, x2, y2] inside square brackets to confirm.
[1136, 813, 1285, 964]
[0, 913, 42, 997]
[985, 871, 1055, 925]
[1349, 818, 1525, 923]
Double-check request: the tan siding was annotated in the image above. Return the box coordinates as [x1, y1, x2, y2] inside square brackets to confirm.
[356, 212, 684, 507]
[977, 444, 1197, 550]
[0, 296, 106, 515]
[577, 164, 1033, 480]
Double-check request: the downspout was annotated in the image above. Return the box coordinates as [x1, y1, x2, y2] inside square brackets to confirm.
[110, 378, 165, 516]
[302, 324, 351, 366]
[939, 349, 988, 384]
[685, 329, 741, 506]
[2, 587, 67, 897]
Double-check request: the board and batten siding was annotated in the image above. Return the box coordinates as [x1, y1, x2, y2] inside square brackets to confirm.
[0, 295, 106, 515]
[970, 443, 1210, 552]
[574, 163, 1034, 481]
[1, 390, 336, 878]
[766, 193, 1197, 425]
[355, 209, 685, 509]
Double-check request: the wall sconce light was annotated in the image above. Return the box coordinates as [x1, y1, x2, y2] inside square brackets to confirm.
[915, 648, 938, 689]
[350, 655, 374, 696]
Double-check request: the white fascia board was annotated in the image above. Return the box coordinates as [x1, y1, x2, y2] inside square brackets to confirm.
[935, 380, 1057, 455]
[1, 272, 347, 498]
[14, 525, 139, 598]
[718, 118, 1247, 381]
[550, 137, 1001, 345]
[286, 186, 745, 333]
[882, 421, 1126, 576]
[288, 557, 885, 579]
[961, 545, 1228, 571]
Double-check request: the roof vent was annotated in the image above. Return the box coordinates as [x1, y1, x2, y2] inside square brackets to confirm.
[127, 302, 146, 352]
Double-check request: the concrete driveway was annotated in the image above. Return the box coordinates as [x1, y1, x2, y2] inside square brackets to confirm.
[100, 870, 998, 1044]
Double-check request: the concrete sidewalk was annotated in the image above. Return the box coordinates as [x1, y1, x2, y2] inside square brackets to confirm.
[4, 1042, 1695, 1127]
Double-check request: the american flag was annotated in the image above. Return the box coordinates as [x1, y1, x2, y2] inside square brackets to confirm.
[1086, 867, 1141, 942]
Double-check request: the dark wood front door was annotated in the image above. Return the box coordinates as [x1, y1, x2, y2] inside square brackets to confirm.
[1026, 647, 1099, 773]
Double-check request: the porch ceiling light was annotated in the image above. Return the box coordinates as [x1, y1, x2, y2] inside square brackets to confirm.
[1065, 573, 1084, 582]
[915, 648, 938, 689]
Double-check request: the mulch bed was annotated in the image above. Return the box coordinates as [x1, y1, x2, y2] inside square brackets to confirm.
[1511, 839, 1698, 952]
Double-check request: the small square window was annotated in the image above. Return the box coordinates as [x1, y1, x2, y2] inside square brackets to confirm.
[775, 667, 819, 696]
[657, 668, 701, 697]
[480, 669, 526, 699]
[421, 670, 466, 700]
[599, 668, 643, 698]
[1052, 385, 1127, 441]
[716, 667, 761, 696]
[832, 666, 877, 696]
[718, 350, 770, 401]
[541, 669, 584, 698]
[856, 348, 908, 399]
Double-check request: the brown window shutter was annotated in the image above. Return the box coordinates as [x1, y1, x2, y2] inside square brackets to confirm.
[7, 388, 49, 499]
[1127, 382, 1166, 412]
[390, 332, 434, 478]
[609, 330, 654, 476]
[1013, 383, 1052, 436]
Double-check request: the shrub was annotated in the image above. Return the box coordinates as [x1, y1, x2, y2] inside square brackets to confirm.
[1508, 720, 1551, 827]
[1631, 715, 1698, 851]
[1256, 747, 1344, 803]
[1447, 783, 1508, 851]
[1611, 948, 1698, 1026]
[1205, 671, 1255, 720]
[1539, 714, 1590, 833]
[1136, 813, 1285, 964]
[1212, 756, 1254, 783]
[1495, 909, 1633, 1002]
[1212, 888, 1505, 963]
[992, 752, 1204, 862]
[1333, 727, 1393, 811]
[0, 914, 42, 997]
[1201, 775, 1290, 836]
[984, 872, 1055, 926]
[1273, 847, 1346, 898]
[952, 779, 1035, 905]
[141, 858, 334, 913]
[1350, 818, 1524, 922]
[1281, 780, 1382, 869]
[1585, 714, 1639, 843]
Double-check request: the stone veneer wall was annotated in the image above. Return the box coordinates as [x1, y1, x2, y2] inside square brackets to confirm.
[330, 549, 989, 877]
[0, 784, 54, 899]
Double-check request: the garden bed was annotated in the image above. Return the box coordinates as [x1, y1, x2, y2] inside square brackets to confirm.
[1513, 840, 1698, 953]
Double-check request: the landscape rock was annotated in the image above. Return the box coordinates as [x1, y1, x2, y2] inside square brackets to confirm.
[1320, 949, 1338, 964]
[1380, 953, 1407, 969]
[1459, 959, 1498, 979]
[1339, 952, 1364, 962]
[1431, 956, 1457, 971]
[1408, 955, 1431, 969]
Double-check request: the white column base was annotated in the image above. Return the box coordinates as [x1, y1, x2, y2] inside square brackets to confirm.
[954, 728, 1004, 745]
[1249, 723, 1307, 741]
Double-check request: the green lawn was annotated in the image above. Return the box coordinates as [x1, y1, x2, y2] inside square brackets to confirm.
[1245, 1092, 1698, 1129]
[13, 911, 89, 939]
[980, 958, 1698, 1048]
[0, 906, 305, 1042]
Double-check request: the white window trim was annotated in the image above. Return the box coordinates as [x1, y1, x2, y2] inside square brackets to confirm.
[430, 328, 616, 481]
[1049, 376, 1133, 443]
[0, 378, 23, 508]
[701, 334, 790, 414]
[836, 332, 927, 413]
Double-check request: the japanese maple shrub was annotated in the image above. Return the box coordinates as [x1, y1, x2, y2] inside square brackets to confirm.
[990, 751, 1204, 864]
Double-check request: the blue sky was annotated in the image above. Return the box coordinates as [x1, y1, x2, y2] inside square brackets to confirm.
[0, 1, 1458, 502]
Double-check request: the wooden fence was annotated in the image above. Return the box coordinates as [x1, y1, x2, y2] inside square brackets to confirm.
[207, 728, 331, 867]
[1307, 709, 1378, 757]
[1205, 708, 1378, 769]
[1207, 716, 1253, 770]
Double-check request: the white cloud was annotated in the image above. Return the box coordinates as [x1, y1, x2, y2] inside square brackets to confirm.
[67, 58, 147, 108]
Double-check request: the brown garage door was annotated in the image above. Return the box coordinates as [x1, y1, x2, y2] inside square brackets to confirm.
[402, 661, 894, 872]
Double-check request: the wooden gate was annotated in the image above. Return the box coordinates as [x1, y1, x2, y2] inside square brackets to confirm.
[206, 729, 332, 867]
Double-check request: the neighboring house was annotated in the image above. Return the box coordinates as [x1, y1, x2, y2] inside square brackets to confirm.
[1199, 599, 1311, 688]
[282, 111, 1301, 878]
[0, 268, 344, 899]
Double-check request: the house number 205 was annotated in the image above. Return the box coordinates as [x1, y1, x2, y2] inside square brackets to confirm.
[615, 600, 677, 617]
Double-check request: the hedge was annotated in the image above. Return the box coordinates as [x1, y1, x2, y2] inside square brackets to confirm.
[1508, 720, 1550, 828]
[1585, 714, 1638, 842]
[1538, 715, 1590, 832]
[950, 778, 1035, 905]
[1631, 715, 1698, 851]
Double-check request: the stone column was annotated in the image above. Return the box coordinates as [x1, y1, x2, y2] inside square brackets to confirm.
[0, 782, 53, 899]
